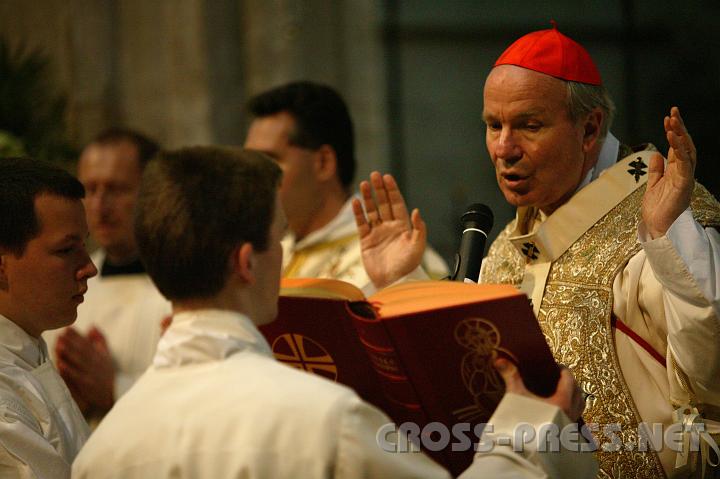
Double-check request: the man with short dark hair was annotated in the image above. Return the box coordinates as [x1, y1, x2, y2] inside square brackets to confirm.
[245, 81, 448, 287]
[354, 26, 720, 478]
[43, 128, 170, 424]
[72, 146, 596, 478]
[0, 157, 97, 478]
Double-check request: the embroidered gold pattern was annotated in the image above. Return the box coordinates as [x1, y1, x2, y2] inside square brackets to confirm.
[690, 183, 720, 229]
[483, 182, 720, 478]
[482, 221, 525, 287]
[538, 185, 664, 477]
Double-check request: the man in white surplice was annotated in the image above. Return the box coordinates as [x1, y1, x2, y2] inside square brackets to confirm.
[351, 26, 720, 478]
[43, 129, 170, 425]
[0, 158, 97, 478]
[72, 146, 597, 478]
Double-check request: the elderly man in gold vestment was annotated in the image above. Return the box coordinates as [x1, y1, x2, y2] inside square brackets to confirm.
[353, 25, 720, 479]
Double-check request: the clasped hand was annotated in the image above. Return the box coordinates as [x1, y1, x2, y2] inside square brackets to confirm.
[55, 326, 115, 416]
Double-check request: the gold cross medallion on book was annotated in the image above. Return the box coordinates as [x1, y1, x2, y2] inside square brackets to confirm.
[271, 333, 338, 381]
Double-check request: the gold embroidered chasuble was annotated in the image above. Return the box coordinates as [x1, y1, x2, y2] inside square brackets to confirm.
[482, 149, 720, 478]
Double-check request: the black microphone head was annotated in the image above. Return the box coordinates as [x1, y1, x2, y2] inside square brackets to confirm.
[461, 203, 493, 233]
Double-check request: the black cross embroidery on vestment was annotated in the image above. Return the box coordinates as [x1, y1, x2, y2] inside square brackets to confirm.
[521, 242, 539, 260]
[627, 157, 648, 183]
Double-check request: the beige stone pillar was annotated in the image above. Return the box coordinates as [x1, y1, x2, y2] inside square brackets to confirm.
[115, 0, 213, 147]
[240, 0, 390, 184]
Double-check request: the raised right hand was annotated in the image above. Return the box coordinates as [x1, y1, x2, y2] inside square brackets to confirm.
[352, 171, 426, 289]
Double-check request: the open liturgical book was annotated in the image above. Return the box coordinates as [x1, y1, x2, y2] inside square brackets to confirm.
[259, 279, 560, 475]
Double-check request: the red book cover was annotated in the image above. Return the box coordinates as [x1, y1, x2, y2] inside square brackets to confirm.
[259, 279, 560, 476]
[259, 295, 397, 418]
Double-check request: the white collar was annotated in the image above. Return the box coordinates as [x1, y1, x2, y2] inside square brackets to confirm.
[0, 314, 47, 369]
[577, 132, 620, 191]
[153, 309, 272, 368]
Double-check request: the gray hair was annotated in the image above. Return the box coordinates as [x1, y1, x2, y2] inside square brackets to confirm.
[566, 81, 616, 143]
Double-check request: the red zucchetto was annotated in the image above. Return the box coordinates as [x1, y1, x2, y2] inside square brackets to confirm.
[494, 22, 602, 85]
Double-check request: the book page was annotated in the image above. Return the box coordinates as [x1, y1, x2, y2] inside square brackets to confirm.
[280, 277, 366, 302]
[370, 281, 522, 318]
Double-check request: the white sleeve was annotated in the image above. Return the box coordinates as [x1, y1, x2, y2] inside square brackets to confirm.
[644, 208, 720, 315]
[334, 395, 451, 479]
[460, 394, 598, 479]
[113, 372, 139, 400]
[0, 399, 70, 479]
[335, 393, 598, 479]
[421, 246, 450, 279]
[640, 209, 720, 402]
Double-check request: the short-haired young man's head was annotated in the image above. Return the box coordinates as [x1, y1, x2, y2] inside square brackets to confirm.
[135, 147, 283, 311]
[79, 128, 160, 265]
[0, 157, 97, 336]
[1, 158, 86, 255]
[247, 81, 355, 188]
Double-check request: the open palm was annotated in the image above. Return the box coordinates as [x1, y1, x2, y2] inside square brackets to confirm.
[352, 172, 426, 289]
[642, 107, 695, 239]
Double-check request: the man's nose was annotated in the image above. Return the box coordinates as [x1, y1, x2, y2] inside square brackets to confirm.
[88, 191, 112, 216]
[78, 250, 98, 281]
[494, 128, 522, 165]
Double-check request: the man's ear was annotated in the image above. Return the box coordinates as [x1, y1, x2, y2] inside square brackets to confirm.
[314, 145, 338, 183]
[582, 108, 604, 153]
[232, 243, 256, 285]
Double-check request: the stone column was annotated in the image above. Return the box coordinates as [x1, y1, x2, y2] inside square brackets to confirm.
[240, 0, 390, 184]
[114, 0, 213, 147]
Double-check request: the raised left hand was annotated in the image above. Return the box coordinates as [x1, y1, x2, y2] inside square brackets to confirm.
[55, 326, 115, 416]
[642, 106, 696, 239]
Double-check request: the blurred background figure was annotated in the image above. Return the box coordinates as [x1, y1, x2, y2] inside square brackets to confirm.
[245, 81, 448, 288]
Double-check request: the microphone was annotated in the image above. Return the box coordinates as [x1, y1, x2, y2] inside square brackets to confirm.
[451, 203, 494, 283]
